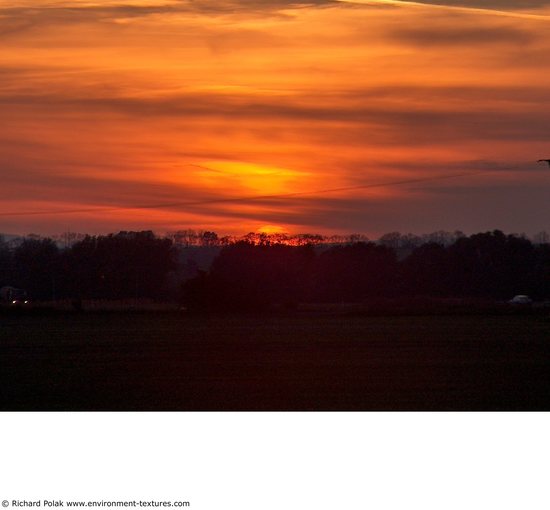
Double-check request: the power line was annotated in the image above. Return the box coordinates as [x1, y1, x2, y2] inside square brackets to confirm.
[0, 169, 493, 218]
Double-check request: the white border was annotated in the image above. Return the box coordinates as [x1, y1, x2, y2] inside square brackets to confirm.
[1, 413, 549, 510]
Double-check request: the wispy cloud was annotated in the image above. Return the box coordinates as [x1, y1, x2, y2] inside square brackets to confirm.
[394, 0, 550, 8]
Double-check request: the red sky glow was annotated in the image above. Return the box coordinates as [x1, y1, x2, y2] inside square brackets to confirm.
[2, 0, 550, 236]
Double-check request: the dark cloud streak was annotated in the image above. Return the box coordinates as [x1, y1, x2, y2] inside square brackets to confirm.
[3, 87, 550, 143]
[0, 169, 502, 217]
[389, 25, 534, 46]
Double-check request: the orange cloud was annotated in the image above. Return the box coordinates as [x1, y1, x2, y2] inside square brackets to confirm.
[2, 0, 550, 236]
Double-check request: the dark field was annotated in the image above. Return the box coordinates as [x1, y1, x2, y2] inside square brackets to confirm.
[2, 311, 550, 411]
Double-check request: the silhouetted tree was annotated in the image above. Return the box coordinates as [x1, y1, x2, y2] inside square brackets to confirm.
[66, 231, 175, 300]
[0, 236, 14, 286]
[446, 230, 536, 299]
[313, 242, 398, 302]
[182, 241, 315, 310]
[201, 231, 218, 246]
[532, 242, 550, 299]
[379, 232, 422, 260]
[14, 238, 60, 300]
[401, 242, 450, 297]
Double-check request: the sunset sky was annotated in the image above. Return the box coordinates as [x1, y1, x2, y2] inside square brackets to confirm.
[2, 0, 550, 236]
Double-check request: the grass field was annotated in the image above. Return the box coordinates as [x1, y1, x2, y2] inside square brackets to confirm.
[2, 310, 549, 410]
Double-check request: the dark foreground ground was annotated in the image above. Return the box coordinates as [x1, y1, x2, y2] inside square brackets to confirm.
[1, 310, 549, 411]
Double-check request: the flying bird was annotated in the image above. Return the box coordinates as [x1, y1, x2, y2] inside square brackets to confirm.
[538, 159, 550, 167]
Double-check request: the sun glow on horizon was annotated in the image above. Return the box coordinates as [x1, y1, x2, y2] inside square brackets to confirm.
[256, 225, 289, 235]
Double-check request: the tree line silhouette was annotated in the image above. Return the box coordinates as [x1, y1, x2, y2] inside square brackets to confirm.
[183, 231, 550, 310]
[1, 229, 550, 309]
[0, 231, 173, 302]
